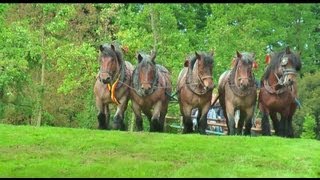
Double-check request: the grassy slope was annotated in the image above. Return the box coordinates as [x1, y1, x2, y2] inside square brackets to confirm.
[0, 124, 319, 178]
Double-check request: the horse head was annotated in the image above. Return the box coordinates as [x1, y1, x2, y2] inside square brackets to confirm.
[98, 43, 123, 84]
[187, 50, 215, 91]
[265, 46, 302, 87]
[136, 50, 157, 96]
[232, 51, 257, 90]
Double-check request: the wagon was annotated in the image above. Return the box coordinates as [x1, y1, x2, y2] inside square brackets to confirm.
[168, 104, 272, 136]
[168, 104, 228, 136]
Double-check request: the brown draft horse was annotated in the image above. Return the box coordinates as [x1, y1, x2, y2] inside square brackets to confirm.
[177, 51, 214, 134]
[94, 43, 134, 130]
[259, 46, 302, 138]
[130, 51, 172, 132]
[217, 51, 257, 135]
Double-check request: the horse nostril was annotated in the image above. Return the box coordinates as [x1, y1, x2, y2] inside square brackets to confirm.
[102, 79, 108, 84]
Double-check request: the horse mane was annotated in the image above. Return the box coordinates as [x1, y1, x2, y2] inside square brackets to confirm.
[189, 52, 214, 69]
[232, 52, 254, 67]
[263, 49, 302, 81]
[100, 43, 124, 62]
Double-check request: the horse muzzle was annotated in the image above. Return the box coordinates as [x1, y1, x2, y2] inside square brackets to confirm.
[141, 85, 152, 95]
[100, 76, 112, 84]
[204, 83, 214, 91]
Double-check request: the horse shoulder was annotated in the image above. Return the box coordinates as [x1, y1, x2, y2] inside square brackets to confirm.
[177, 68, 188, 89]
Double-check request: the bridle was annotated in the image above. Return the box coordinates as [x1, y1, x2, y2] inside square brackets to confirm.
[186, 61, 213, 95]
[228, 58, 256, 97]
[264, 55, 297, 95]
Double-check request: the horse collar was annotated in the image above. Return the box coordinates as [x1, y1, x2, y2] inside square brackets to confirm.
[263, 80, 289, 95]
[228, 67, 256, 97]
[186, 68, 209, 96]
[103, 62, 126, 105]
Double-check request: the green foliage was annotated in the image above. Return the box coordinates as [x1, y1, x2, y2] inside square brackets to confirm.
[0, 3, 319, 136]
[293, 71, 320, 139]
[1, 124, 320, 177]
[301, 113, 316, 139]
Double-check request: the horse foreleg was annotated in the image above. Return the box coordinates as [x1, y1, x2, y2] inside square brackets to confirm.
[278, 115, 286, 137]
[243, 108, 254, 136]
[132, 101, 143, 131]
[113, 98, 129, 131]
[286, 103, 297, 138]
[225, 101, 236, 135]
[199, 104, 210, 135]
[259, 102, 271, 136]
[235, 110, 243, 135]
[158, 103, 169, 132]
[180, 104, 193, 134]
[96, 98, 108, 129]
[151, 102, 162, 132]
[269, 112, 279, 136]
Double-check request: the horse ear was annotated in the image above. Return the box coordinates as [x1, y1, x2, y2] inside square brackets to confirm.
[184, 59, 190, 67]
[111, 44, 116, 52]
[137, 53, 143, 63]
[253, 60, 258, 69]
[285, 46, 291, 54]
[265, 54, 271, 64]
[99, 45, 104, 52]
[231, 58, 237, 68]
[236, 51, 242, 58]
[195, 51, 201, 60]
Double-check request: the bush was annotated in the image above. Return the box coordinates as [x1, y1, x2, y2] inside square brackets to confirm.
[301, 113, 316, 139]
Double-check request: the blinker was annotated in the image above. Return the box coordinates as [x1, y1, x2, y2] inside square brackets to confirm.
[281, 57, 288, 66]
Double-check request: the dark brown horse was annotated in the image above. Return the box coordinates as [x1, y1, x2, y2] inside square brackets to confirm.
[94, 43, 134, 130]
[130, 51, 172, 132]
[259, 46, 302, 138]
[217, 51, 257, 135]
[177, 51, 214, 134]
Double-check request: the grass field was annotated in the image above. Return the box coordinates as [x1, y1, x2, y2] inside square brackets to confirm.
[0, 124, 319, 178]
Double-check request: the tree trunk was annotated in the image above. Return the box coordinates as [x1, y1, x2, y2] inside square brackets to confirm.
[37, 24, 45, 127]
[150, 6, 157, 52]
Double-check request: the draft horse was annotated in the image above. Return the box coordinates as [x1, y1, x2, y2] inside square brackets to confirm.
[130, 51, 172, 132]
[217, 51, 257, 135]
[177, 51, 215, 134]
[94, 43, 134, 130]
[259, 46, 302, 138]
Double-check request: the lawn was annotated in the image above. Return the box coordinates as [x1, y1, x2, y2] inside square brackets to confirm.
[0, 124, 319, 178]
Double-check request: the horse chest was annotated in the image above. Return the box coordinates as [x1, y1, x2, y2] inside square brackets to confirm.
[224, 84, 256, 108]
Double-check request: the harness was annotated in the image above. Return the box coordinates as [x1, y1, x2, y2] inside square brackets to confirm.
[185, 65, 213, 96]
[264, 55, 297, 95]
[98, 61, 127, 105]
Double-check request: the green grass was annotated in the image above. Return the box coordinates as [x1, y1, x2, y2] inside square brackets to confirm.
[0, 124, 320, 178]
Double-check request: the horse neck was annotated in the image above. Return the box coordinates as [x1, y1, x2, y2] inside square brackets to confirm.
[186, 64, 208, 95]
[187, 63, 201, 84]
